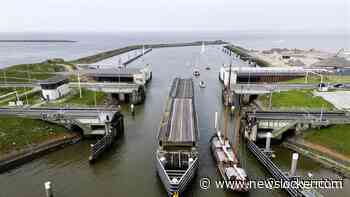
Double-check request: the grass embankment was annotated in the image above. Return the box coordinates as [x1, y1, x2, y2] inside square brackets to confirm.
[284, 75, 350, 84]
[224, 45, 271, 67]
[259, 89, 334, 109]
[0, 91, 42, 106]
[0, 63, 69, 83]
[44, 88, 108, 107]
[0, 116, 70, 154]
[303, 125, 350, 157]
[0, 87, 28, 95]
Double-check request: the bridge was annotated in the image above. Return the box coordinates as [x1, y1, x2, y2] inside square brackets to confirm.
[232, 83, 320, 95]
[158, 78, 198, 147]
[243, 110, 350, 140]
[0, 81, 146, 104]
[0, 107, 124, 136]
[246, 140, 323, 197]
[0, 82, 142, 93]
[69, 82, 141, 93]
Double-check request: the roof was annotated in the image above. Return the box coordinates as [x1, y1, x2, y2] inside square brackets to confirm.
[83, 68, 142, 77]
[38, 75, 68, 85]
[223, 66, 306, 76]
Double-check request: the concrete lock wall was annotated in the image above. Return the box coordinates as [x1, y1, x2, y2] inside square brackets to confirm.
[220, 68, 237, 86]
[258, 120, 289, 129]
[134, 73, 146, 85]
[119, 93, 126, 101]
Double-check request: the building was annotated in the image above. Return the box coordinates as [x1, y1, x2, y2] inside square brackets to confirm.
[81, 66, 152, 104]
[84, 66, 152, 85]
[219, 66, 306, 84]
[38, 75, 70, 101]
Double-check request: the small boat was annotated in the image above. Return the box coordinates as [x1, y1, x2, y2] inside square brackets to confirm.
[193, 68, 200, 77]
[210, 131, 249, 192]
[200, 42, 206, 54]
[205, 66, 211, 70]
[199, 81, 206, 88]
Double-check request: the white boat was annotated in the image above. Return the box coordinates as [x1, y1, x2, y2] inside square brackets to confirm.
[193, 68, 200, 77]
[199, 81, 206, 88]
[200, 42, 206, 54]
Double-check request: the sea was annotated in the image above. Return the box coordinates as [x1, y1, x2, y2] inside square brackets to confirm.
[0, 31, 349, 68]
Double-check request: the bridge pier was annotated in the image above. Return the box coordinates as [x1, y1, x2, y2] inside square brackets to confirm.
[119, 93, 126, 101]
[290, 153, 299, 177]
[265, 132, 272, 152]
[44, 181, 53, 197]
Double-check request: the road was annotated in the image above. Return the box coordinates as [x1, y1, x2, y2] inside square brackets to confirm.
[0, 107, 118, 119]
[168, 98, 194, 142]
[233, 83, 320, 94]
[246, 110, 350, 122]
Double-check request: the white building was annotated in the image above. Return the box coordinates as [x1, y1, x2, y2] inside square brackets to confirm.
[85, 66, 152, 85]
[39, 75, 70, 101]
[219, 65, 307, 85]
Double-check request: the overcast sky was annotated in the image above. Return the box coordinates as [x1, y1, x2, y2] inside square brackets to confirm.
[1, 0, 349, 33]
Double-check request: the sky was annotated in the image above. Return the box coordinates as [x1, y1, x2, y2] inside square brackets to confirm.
[1, 0, 349, 33]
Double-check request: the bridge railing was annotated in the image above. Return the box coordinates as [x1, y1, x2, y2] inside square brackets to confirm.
[247, 140, 306, 197]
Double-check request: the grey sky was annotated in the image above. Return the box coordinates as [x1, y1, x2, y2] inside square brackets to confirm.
[1, 0, 349, 32]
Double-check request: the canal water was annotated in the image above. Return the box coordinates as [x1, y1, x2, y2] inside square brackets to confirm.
[0, 46, 348, 197]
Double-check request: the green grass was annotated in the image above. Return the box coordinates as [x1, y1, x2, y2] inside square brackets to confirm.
[0, 87, 28, 95]
[304, 124, 350, 157]
[0, 116, 70, 154]
[65, 89, 108, 106]
[25, 92, 43, 105]
[45, 88, 108, 107]
[259, 89, 334, 109]
[0, 63, 67, 82]
[284, 75, 350, 84]
[0, 90, 42, 106]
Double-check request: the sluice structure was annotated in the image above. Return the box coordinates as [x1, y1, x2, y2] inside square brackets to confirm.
[244, 110, 350, 141]
[0, 107, 122, 136]
[89, 112, 124, 162]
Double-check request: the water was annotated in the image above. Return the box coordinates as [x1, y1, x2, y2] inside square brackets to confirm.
[0, 46, 348, 197]
[0, 32, 349, 68]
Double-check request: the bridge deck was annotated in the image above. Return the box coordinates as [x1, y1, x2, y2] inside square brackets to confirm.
[247, 111, 347, 120]
[0, 107, 118, 119]
[168, 98, 195, 142]
[170, 78, 193, 98]
[158, 78, 197, 146]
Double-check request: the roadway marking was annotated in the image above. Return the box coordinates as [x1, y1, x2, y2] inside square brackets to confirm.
[189, 99, 194, 142]
[179, 99, 184, 141]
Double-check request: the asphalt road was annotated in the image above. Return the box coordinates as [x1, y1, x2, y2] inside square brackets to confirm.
[0, 107, 118, 119]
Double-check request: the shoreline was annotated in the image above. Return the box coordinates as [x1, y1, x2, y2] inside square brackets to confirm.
[282, 139, 350, 178]
[72, 40, 226, 64]
[0, 133, 81, 173]
[0, 40, 76, 43]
